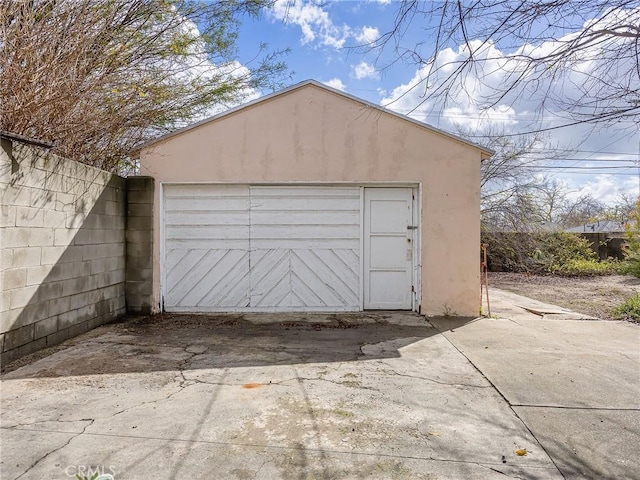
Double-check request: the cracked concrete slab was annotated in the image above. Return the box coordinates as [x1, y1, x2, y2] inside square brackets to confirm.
[1, 312, 561, 479]
[432, 289, 640, 480]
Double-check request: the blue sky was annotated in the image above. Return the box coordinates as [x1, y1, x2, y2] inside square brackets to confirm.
[230, 1, 639, 206]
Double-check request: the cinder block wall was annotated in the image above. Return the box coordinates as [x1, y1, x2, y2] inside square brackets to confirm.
[125, 177, 154, 314]
[1, 139, 127, 364]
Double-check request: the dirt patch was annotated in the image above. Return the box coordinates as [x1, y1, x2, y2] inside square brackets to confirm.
[489, 273, 640, 322]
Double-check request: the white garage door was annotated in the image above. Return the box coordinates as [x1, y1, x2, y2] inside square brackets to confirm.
[163, 185, 361, 311]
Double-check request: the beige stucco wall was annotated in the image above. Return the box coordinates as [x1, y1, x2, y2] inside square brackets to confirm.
[140, 84, 483, 316]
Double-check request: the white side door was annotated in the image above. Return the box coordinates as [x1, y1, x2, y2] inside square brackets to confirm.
[364, 187, 413, 309]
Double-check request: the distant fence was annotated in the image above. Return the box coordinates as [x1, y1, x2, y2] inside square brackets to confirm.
[579, 233, 626, 261]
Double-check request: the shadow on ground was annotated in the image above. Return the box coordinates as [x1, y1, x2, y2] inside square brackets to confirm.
[2, 312, 478, 379]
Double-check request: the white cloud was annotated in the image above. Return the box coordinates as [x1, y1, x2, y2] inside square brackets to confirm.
[271, 0, 350, 48]
[323, 78, 346, 91]
[352, 61, 378, 79]
[270, 1, 382, 50]
[355, 26, 379, 44]
[564, 174, 638, 205]
[381, 10, 640, 203]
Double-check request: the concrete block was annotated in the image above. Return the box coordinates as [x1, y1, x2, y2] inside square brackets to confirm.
[34, 316, 58, 339]
[15, 206, 44, 227]
[42, 209, 66, 228]
[2, 185, 33, 206]
[72, 228, 93, 245]
[57, 245, 84, 264]
[127, 202, 153, 217]
[60, 276, 86, 296]
[112, 256, 126, 272]
[48, 296, 71, 316]
[1, 249, 14, 270]
[46, 328, 70, 347]
[101, 285, 120, 301]
[104, 243, 125, 258]
[2, 268, 27, 289]
[126, 294, 152, 314]
[1, 338, 46, 364]
[55, 191, 76, 211]
[1, 204, 16, 227]
[127, 215, 153, 231]
[69, 292, 89, 311]
[68, 320, 90, 339]
[27, 228, 54, 247]
[75, 304, 97, 322]
[0, 309, 18, 333]
[3, 324, 34, 350]
[125, 280, 153, 296]
[106, 229, 125, 243]
[90, 258, 109, 275]
[54, 227, 77, 247]
[40, 246, 65, 265]
[26, 265, 51, 286]
[126, 229, 152, 244]
[29, 190, 56, 211]
[125, 255, 152, 270]
[127, 189, 153, 204]
[0, 290, 10, 313]
[125, 242, 151, 259]
[11, 301, 50, 328]
[105, 200, 124, 216]
[36, 282, 63, 302]
[79, 275, 98, 293]
[127, 176, 155, 192]
[65, 211, 86, 229]
[3, 227, 30, 248]
[88, 314, 107, 330]
[57, 310, 78, 330]
[71, 260, 92, 278]
[125, 267, 153, 283]
[9, 285, 39, 309]
[11, 247, 41, 268]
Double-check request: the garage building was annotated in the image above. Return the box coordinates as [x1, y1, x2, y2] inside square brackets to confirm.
[139, 80, 492, 316]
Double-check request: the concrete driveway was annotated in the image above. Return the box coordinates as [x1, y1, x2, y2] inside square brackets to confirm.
[1, 296, 638, 479]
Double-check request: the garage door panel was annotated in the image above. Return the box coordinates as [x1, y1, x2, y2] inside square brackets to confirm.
[251, 197, 359, 211]
[164, 197, 249, 211]
[292, 250, 358, 306]
[163, 185, 363, 311]
[173, 250, 235, 305]
[250, 250, 290, 306]
[250, 211, 360, 225]
[253, 267, 291, 307]
[166, 249, 210, 294]
[251, 238, 359, 250]
[197, 251, 250, 307]
[165, 211, 249, 226]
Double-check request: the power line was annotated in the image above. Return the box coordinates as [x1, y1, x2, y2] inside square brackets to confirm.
[520, 165, 635, 170]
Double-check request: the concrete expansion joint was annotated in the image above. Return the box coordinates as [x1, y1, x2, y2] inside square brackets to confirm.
[12, 418, 95, 480]
[510, 404, 640, 412]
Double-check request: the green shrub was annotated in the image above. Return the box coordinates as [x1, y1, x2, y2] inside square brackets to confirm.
[613, 293, 640, 322]
[552, 258, 622, 276]
[482, 230, 607, 275]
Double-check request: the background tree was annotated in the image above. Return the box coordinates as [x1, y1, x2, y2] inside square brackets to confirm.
[0, 0, 287, 170]
[368, 1, 640, 128]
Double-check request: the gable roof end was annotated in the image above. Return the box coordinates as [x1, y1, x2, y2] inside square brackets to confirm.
[138, 79, 494, 158]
